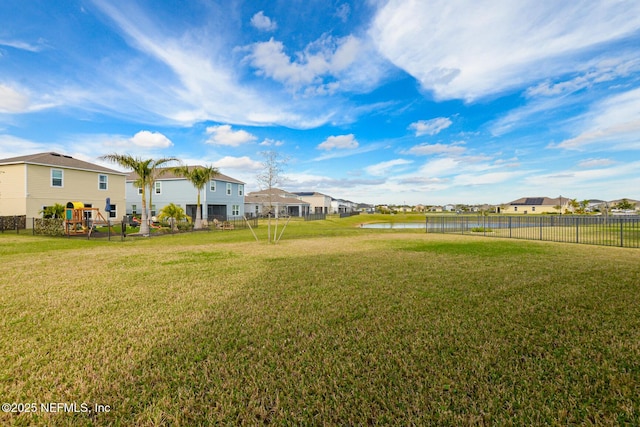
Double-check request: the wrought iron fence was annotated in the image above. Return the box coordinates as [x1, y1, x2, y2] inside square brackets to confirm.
[304, 213, 327, 221]
[3, 216, 258, 240]
[425, 215, 640, 248]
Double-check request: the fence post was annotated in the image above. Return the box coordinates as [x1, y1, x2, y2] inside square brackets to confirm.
[576, 217, 579, 244]
[620, 219, 624, 247]
[539, 216, 543, 240]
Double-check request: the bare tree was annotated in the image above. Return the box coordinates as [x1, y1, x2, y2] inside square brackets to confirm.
[256, 150, 288, 243]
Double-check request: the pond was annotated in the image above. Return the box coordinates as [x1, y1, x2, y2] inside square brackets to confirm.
[360, 222, 426, 229]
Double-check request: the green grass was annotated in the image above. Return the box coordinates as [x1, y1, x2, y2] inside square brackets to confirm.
[1, 217, 639, 425]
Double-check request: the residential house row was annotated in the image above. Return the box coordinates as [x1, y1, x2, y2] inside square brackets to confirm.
[0, 153, 361, 224]
[4, 153, 632, 223]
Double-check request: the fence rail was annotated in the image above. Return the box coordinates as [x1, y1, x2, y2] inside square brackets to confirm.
[304, 213, 327, 221]
[425, 215, 640, 248]
[0, 216, 258, 240]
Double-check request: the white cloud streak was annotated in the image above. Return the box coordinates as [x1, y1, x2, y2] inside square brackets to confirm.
[405, 143, 465, 156]
[370, 0, 640, 101]
[317, 134, 359, 150]
[0, 84, 30, 113]
[408, 117, 452, 136]
[554, 87, 640, 150]
[365, 158, 412, 176]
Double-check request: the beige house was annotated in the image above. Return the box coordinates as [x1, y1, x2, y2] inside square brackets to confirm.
[0, 152, 126, 220]
[245, 188, 310, 218]
[500, 196, 570, 214]
[294, 191, 332, 214]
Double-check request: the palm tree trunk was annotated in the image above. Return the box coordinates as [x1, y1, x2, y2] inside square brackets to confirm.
[195, 191, 202, 229]
[140, 188, 150, 236]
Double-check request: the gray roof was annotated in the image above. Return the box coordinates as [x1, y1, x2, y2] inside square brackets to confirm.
[246, 190, 309, 205]
[0, 152, 124, 175]
[126, 166, 244, 184]
[508, 196, 567, 206]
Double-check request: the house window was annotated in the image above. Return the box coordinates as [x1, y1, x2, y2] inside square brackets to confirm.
[108, 204, 117, 218]
[132, 204, 137, 214]
[232, 204, 239, 216]
[226, 183, 232, 195]
[51, 169, 63, 187]
[532, 206, 536, 212]
[210, 180, 216, 192]
[98, 174, 108, 190]
[238, 184, 244, 196]
[514, 206, 518, 212]
[154, 182, 162, 195]
[151, 205, 156, 217]
[137, 187, 143, 195]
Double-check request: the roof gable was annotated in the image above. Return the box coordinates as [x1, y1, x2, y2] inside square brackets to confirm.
[0, 152, 124, 175]
[126, 166, 244, 184]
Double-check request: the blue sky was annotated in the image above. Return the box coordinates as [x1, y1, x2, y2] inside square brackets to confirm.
[1, 0, 640, 205]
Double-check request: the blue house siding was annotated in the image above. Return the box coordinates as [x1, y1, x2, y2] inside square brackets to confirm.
[125, 171, 245, 221]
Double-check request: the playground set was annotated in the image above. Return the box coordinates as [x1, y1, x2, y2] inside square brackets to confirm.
[64, 201, 110, 236]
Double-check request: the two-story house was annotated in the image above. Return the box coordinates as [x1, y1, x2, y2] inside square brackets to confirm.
[294, 191, 332, 214]
[126, 166, 245, 222]
[0, 152, 126, 221]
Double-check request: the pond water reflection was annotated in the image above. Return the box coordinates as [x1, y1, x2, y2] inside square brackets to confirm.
[360, 222, 426, 229]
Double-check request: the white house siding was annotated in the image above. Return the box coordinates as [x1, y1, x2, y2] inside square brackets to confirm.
[0, 163, 125, 219]
[295, 192, 332, 214]
[126, 176, 245, 221]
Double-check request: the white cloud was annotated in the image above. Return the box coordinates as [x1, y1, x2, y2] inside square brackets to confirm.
[245, 34, 387, 95]
[365, 158, 413, 176]
[577, 158, 616, 168]
[0, 84, 30, 113]
[213, 155, 262, 170]
[317, 134, 359, 150]
[335, 4, 351, 22]
[206, 125, 257, 146]
[405, 142, 465, 156]
[0, 39, 43, 52]
[453, 171, 523, 186]
[554, 87, 640, 150]
[369, 0, 640, 101]
[251, 11, 277, 31]
[91, 0, 313, 127]
[0, 135, 57, 158]
[129, 130, 173, 148]
[259, 138, 284, 147]
[409, 117, 452, 136]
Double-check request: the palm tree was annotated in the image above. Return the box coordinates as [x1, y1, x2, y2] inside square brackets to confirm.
[158, 203, 190, 231]
[99, 154, 178, 236]
[40, 203, 66, 219]
[172, 165, 219, 229]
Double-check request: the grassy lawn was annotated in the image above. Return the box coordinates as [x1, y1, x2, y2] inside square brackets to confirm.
[1, 215, 639, 425]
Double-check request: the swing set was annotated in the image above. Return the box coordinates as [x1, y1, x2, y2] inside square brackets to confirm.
[64, 201, 110, 236]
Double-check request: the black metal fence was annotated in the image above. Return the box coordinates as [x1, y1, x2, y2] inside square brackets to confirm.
[304, 213, 327, 221]
[425, 215, 640, 248]
[0, 216, 258, 240]
[339, 211, 360, 218]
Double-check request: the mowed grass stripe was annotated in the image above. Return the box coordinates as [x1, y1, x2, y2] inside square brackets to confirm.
[0, 227, 638, 425]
